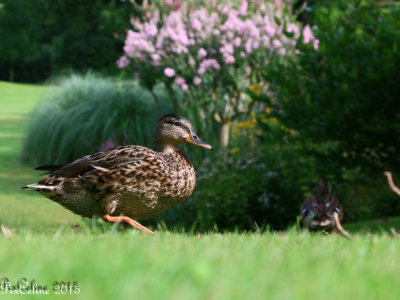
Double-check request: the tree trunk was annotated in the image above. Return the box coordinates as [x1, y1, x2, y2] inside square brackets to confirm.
[9, 63, 14, 82]
[219, 121, 231, 149]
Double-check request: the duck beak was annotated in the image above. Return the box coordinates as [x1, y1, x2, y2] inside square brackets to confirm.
[184, 134, 213, 150]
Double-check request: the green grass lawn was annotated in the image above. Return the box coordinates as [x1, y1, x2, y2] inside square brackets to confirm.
[1, 81, 400, 299]
[0, 81, 82, 231]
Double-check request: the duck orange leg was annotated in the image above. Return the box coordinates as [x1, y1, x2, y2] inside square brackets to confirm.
[102, 214, 154, 234]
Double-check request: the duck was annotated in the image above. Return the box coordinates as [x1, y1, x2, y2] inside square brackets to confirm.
[22, 114, 213, 234]
[300, 177, 351, 238]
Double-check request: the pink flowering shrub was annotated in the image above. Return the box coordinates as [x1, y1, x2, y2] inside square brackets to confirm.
[118, 0, 318, 148]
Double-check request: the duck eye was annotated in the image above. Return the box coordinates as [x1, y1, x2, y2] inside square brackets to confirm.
[174, 122, 181, 126]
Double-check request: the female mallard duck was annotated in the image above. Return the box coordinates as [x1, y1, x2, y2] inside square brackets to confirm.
[22, 114, 212, 234]
[300, 177, 351, 238]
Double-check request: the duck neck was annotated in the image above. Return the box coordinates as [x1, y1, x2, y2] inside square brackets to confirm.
[154, 139, 193, 168]
[153, 138, 178, 154]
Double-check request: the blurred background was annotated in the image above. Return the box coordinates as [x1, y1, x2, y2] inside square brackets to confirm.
[1, 0, 400, 231]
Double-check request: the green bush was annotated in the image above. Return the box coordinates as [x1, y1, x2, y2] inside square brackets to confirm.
[21, 73, 172, 165]
[177, 145, 400, 231]
[184, 142, 337, 231]
[262, 0, 400, 172]
[233, 0, 400, 226]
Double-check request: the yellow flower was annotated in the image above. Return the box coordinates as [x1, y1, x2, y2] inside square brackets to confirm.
[230, 147, 240, 154]
[250, 83, 262, 95]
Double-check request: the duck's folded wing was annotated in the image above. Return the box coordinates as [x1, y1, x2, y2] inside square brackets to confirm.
[35, 146, 152, 178]
[300, 195, 316, 218]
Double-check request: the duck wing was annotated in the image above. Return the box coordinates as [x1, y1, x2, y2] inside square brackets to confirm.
[35, 146, 150, 178]
[300, 195, 317, 219]
[326, 195, 343, 219]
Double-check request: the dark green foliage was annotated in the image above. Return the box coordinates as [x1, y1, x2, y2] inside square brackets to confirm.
[176, 145, 400, 231]
[262, 0, 400, 173]
[0, 0, 139, 82]
[21, 73, 172, 165]
[0, 0, 41, 81]
[187, 143, 328, 231]
[225, 0, 400, 228]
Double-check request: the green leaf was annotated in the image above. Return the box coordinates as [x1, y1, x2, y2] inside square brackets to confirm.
[274, 16, 281, 26]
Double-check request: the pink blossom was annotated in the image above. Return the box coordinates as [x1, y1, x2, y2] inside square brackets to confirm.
[303, 25, 313, 44]
[220, 5, 230, 15]
[238, 1, 248, 16]
[224, 54, 235, 64]
[145, 12, 152, 19]
[262, 36, 270, 46]
[220, 43, 234, 54]
[191, 18, 202, 31]
[243, 20, 260, 37]
[272, 39, 282, 48]
[198, 67, 206, 75]
[245, 40, 253, 54]
[188, 56, 196, 66]
[174, 77, 186, 86]
[116, 56, 129, 68]
[193, 76, 202, 85]
[122, 1, 308, 89]
[198, 59, 220, 74]
[233, 37, 242, 47]
[164, 68, 176, 77]
[221, 12, 243, 32]
[198, 48, 207, 59]
[313, 39, 320, 50]
[143, 23, 158, 37]
[123, 30, 155, 58]
[152, 53, 161, 66]
[253, 40, 260, 50]
[152, 53, 161, 61]
[264, 21, 276, 37]
[163, 11, 191, 51]
[181, 84, 189, 91]
[286, 23, 299, 35]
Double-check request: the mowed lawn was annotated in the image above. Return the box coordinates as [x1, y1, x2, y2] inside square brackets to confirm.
[0, 81, 82, 231]
[0, 81, 400, 300]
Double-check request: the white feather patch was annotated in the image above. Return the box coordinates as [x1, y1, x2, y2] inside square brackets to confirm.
[91, 165, 109, 172]
[26, 184, 57, 190]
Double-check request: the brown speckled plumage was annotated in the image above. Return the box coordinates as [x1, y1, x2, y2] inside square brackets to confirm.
[22, 114, 212, 231]
[300, 177, 343, 230]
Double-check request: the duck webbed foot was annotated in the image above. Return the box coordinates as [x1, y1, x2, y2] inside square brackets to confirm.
[102, 214, 154, 234]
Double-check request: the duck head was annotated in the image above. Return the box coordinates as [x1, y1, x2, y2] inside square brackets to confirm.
[154, 114, 213, 152]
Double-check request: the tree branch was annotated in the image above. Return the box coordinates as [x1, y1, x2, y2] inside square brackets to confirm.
[390, 228, 400, 239]
[384, 171, 400, 197]
[374, 1, 400, 6]
[333, 212, 353, 240]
